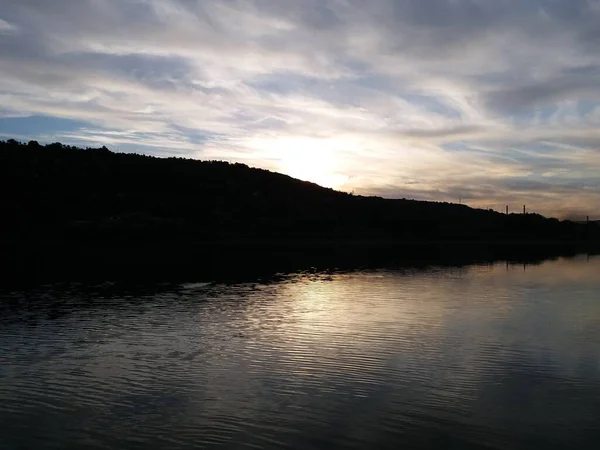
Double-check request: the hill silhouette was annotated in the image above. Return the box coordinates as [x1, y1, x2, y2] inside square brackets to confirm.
[2, 138, 599, 284]
[1, 138, 597, 244]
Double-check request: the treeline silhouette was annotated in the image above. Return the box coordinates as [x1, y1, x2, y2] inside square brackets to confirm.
[1, 138, 598, 244]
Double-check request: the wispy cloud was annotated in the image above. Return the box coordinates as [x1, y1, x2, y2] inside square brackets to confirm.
[0, 18, 18, 34]
[2, 0, 600, 218]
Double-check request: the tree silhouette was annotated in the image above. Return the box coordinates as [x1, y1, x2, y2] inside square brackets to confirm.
[0, 138, 596, 244]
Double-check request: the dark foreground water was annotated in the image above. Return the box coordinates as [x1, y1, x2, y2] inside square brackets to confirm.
[2, 256, 600, 449]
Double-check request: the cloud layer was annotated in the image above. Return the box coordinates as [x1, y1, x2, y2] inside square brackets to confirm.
[2, 0, 600, 218]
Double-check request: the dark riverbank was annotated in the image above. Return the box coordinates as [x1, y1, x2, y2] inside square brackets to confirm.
[2, 139, 598, 246]
[3, 238, 598, 287]
[2, 139, 599, 287]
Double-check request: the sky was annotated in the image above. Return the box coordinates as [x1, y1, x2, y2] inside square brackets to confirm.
[2, 0, 600, 219]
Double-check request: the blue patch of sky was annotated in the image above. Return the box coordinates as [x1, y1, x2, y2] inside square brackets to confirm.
[60, 52, 200, 93]
[0, 115, 88, 141]
[441, 142, 470, 152]
[62, 52, 190, 77]
[171, 125, 218, 145]
[442, 142, 524, 167]
[577, 100, 598, 117]
[349, 73, 396, 91]
[506, 105, 561, 125]
[405, 94, 462, 119]
[338, 58, 371, 73]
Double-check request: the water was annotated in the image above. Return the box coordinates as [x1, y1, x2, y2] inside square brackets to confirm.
[2, 256, 600, 449]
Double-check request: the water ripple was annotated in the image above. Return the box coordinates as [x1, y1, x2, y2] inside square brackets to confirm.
[2, 257, 600, 449]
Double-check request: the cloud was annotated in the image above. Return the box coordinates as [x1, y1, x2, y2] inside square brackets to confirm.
[0, 18, 18, 34]
[484, 66, 600, 114]
[2, 1, 600, 218]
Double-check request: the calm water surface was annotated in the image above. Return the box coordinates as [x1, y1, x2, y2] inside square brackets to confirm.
[2, 256, 600, 449]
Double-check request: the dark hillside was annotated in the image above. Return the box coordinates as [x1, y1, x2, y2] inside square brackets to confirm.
[1, 139, 597, 244]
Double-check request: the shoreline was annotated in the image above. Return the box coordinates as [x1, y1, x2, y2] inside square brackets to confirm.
[2, 238, 598, 288]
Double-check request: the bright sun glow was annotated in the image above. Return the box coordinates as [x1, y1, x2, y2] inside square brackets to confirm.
[252, 136, 351, 189]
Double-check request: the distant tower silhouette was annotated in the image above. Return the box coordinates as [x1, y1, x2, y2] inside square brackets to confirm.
[506, 205, 509, 215]
[523, 205, 526, 214]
